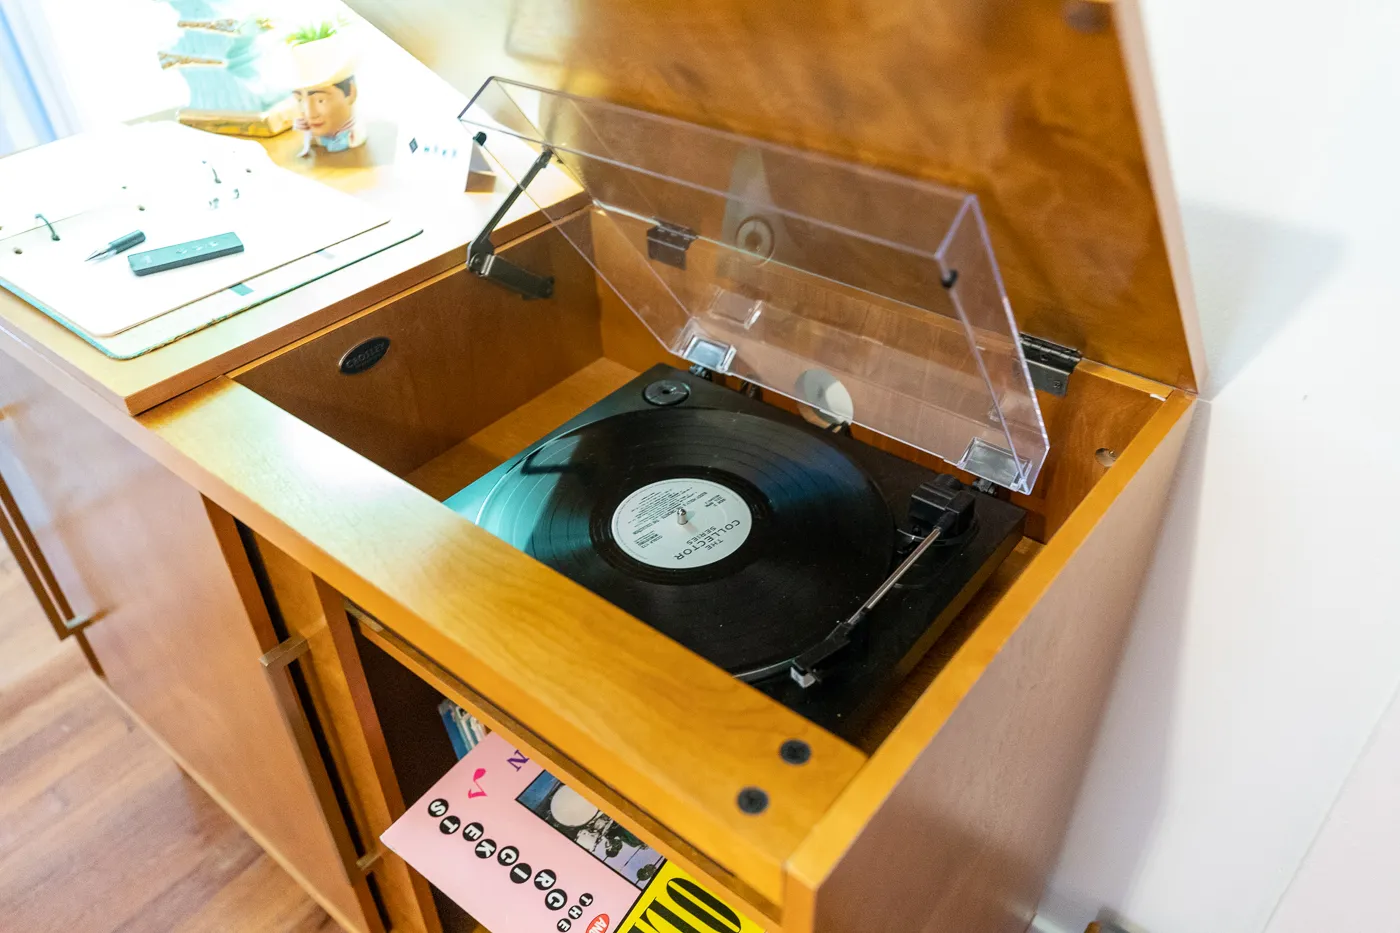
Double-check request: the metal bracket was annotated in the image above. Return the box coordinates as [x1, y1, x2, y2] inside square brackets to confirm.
[646, 221, 697, 269]
[466, 145, 556, 300]
[1020, 333, 1081, 396]
[683, 336, 735, 372]
[957, 437, 1030, 491]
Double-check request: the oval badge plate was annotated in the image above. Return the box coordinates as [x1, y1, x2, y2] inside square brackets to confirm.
[339, 336, 391, 375]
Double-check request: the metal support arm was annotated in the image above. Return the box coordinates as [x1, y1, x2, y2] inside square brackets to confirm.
[466, 146, 557, 300]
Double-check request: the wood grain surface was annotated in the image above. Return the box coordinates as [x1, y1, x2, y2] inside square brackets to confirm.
[0, 299, 868, 914]
[0, 463, 85, 645]
[348, 0, 1201, 390]
[405, 357, 639, 499]
[133, 370, 867, 908]
[785, 392, 1194, 933]
[214, 514, 385, 933]
[0, 554, 68, 689]
[235, 224, 603, 477]
[0, 350, 370, 932]
[0, 555, 341, 933]
[1025, 359, 1169, 538]
[1, 198, 1195, 926]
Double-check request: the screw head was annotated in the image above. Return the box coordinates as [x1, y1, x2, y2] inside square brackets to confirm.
[779, 739, 811, 765]
[736, 787, 768, 814]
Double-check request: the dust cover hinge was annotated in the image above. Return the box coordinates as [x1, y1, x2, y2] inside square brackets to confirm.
[1020, 333, 1082, 396]
[646, 220, 698, 269]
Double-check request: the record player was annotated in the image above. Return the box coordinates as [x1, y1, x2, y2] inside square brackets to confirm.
[437, 78, 1054, 738]
[445, 363, 1025, 738]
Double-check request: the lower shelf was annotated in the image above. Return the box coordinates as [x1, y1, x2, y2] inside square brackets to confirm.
[348, 605, 783, 928]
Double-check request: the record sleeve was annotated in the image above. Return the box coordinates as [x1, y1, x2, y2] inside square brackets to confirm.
[381, 732, 766, 933]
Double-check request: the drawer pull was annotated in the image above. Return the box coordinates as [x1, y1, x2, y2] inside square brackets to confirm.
[259, 634, 310, 671]
[344, 600, 383, 632]
[62, 612, 99, 634]
[0, 467, 99, 641]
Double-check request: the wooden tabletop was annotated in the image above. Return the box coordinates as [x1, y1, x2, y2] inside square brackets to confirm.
[0, 27, 582, 416]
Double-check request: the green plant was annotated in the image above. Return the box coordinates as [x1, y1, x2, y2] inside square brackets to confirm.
[286, 19, 339, 46]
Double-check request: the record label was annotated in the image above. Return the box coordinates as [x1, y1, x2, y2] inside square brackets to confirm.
[610, 478, 752, 569]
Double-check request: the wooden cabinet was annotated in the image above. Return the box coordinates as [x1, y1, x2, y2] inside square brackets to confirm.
[0, 213, 1194, 933]
[0, 3, 1207, 929]
[0, 352, 379, 933]
[222, 224, 1195, 932]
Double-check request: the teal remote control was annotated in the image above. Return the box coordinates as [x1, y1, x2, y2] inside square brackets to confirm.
[128, 232, 244, 276]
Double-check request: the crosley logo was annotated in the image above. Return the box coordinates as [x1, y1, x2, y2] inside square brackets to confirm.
[586, 915, 609, 933]
[338, 336, 390, 374]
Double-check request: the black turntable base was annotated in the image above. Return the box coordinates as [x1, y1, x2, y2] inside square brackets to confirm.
[446, 365, 1025, 738]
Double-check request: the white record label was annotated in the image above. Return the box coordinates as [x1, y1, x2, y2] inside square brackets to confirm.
[610, 478, 752, 569]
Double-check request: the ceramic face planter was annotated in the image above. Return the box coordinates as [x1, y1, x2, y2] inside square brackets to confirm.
[286, 26, 365, 155]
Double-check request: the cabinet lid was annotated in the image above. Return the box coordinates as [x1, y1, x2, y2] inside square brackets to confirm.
[343, 0, 1203, 392]
[462, 78, 1049, 493]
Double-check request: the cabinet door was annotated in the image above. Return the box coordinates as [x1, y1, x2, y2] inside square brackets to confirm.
[0, 352, 374, 933]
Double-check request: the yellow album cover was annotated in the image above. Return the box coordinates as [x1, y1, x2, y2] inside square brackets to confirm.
[616, 860, 766, 933]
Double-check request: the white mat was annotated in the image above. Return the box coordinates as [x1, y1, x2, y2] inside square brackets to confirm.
[77, 220, 423, 360]
[0, 123, 389, 339]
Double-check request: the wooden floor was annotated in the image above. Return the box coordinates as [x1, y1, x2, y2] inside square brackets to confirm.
[0, 553, 341, 932]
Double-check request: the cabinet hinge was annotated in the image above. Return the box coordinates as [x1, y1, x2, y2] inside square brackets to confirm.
[1019, 333, 1082, 396]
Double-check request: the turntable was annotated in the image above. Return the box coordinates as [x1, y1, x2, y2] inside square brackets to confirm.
[442, 78, 1047, 738]
[446, 365, 1024, 737]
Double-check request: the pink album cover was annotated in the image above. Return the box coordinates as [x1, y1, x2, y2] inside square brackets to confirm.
[381, 733, 665, 933]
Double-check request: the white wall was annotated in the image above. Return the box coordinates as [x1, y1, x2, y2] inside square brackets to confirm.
[1036, 2, 1400, 932]
[1264, 685, 1400, 933]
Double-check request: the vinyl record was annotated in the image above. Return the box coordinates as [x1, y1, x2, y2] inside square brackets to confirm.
[469, 407, 895, 678]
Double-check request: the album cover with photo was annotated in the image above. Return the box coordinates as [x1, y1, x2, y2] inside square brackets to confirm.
[383, 726, 764, 933]
[515, 772, 666, 889]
